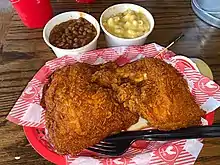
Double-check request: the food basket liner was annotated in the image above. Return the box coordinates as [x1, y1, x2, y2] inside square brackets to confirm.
[7, 43, 220, 165]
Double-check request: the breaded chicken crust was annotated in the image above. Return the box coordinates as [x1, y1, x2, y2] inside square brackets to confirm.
[92, 58, 204, 131]
[44, 63, 138, 155]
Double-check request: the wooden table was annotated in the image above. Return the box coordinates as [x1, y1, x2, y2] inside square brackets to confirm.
[0, 0, 220, 164]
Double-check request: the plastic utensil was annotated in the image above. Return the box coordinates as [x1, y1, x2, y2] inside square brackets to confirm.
[88, 124, 220, 156]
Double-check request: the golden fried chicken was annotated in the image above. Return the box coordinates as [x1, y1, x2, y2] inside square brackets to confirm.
[91, 62, 120, 88]
[92, 58, 204, 131]
[44, 63, 138, 155]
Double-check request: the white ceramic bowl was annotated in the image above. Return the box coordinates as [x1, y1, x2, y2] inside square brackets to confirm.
[100, 4, 155, 47]
[43, 11, 100, 58]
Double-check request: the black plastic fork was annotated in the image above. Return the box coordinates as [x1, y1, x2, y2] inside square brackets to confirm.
[88, 124, 220, 156]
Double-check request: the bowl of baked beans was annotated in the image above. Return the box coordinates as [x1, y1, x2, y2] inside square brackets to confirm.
[43, 11, 100, 57]
[100, 4, 154, 47]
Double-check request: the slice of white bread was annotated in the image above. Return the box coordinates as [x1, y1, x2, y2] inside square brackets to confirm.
[127, 117, 149, 131]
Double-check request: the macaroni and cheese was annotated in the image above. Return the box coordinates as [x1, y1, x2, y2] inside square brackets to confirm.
[102, 9, 150, 39]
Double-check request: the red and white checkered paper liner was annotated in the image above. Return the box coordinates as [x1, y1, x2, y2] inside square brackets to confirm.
[7, 43, 220, 165]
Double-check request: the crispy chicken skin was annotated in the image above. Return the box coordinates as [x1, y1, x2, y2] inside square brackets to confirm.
[92, 58, 204, 131]
[43, 58, 204, 155]
[91, 62, 120, 88]
[44, 63, 138, 155]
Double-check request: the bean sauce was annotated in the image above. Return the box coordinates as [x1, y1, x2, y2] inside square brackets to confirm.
[49, 17, 97, 49]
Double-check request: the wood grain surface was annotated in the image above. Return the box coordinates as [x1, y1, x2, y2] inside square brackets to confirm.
[0, 0, 220, 164]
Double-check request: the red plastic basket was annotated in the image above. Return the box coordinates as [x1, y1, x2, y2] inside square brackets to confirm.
[23, 127, 66, 164]
[19, 47, 217, 164]
[23, 111, 215, 164]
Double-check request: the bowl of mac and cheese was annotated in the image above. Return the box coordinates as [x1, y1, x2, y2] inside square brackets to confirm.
[100, 4, 154, 47]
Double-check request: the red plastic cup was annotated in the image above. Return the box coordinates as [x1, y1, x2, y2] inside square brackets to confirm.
[10, 0, 53, 29]
[76, 0, 95, 3]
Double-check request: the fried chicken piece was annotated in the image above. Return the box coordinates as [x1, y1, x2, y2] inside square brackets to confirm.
[91, 62, 119, 88]
[92, 58, 204, 131]
[44, 63, 138, 155]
